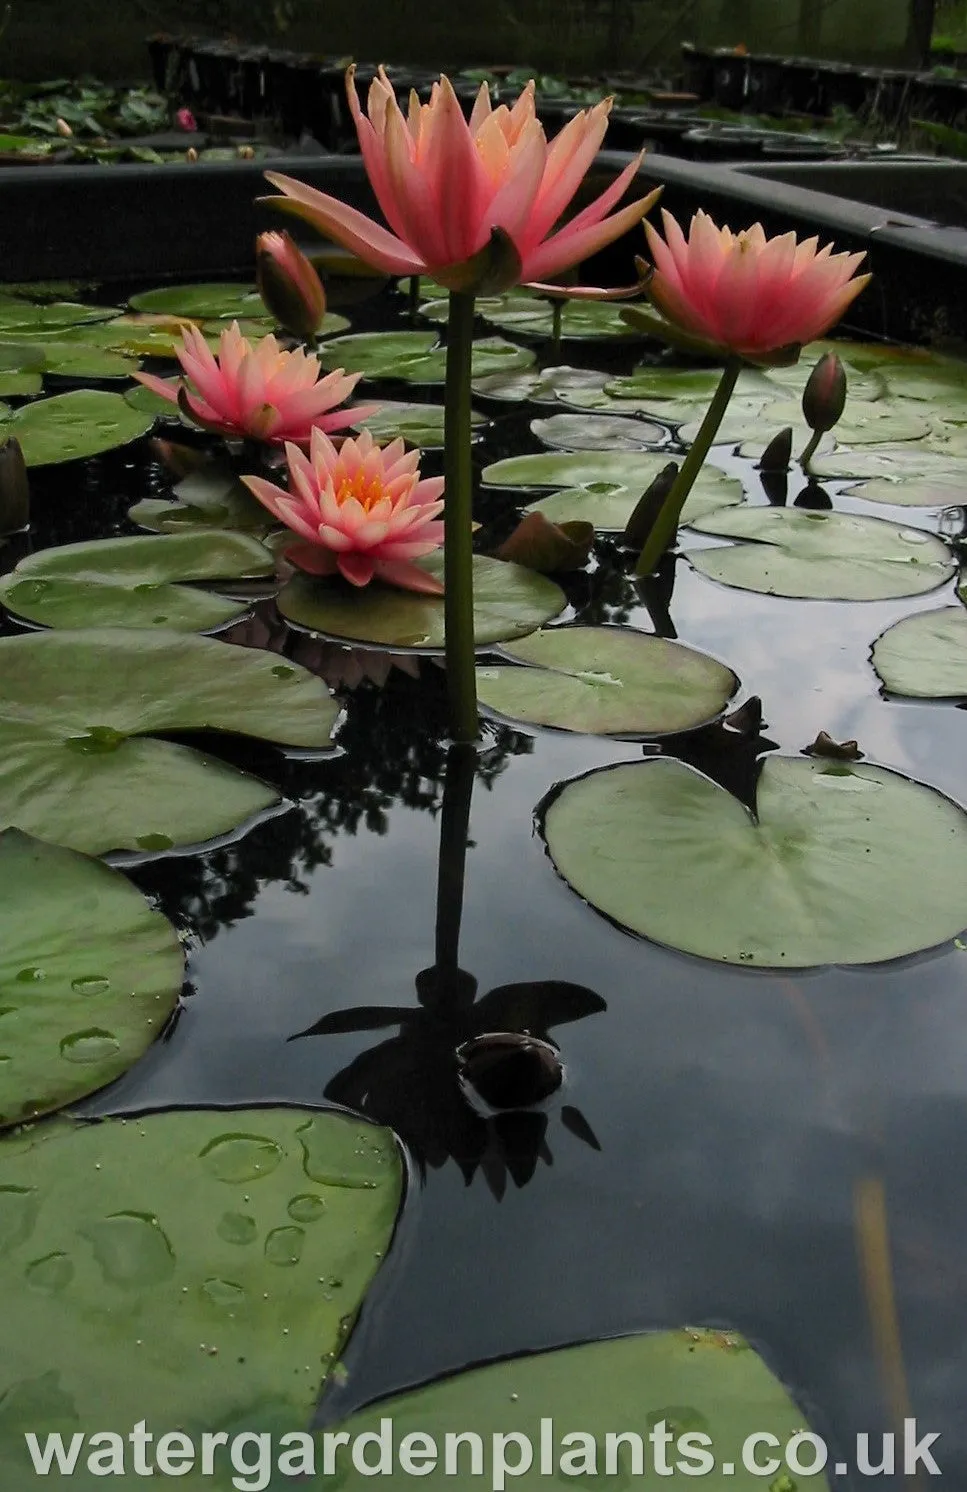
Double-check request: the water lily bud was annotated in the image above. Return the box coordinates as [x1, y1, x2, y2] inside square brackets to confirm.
[175, 106, 197, 132]
[758, 426, 793, 473]
[0, 436, 29, 534]
[802, 352, 847, 434]
[256, 230, 327, 341]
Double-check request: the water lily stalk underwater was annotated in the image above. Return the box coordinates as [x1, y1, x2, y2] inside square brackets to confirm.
[242, 426, 445, 594]
[132, 321, 375, 445]
[262, 67, 661, 741]
[631, 209, 871, 577]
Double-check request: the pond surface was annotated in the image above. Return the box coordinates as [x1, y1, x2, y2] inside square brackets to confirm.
[5, 277, 967, 1486]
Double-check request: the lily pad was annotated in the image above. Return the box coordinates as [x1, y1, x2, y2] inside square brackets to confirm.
[128, 282, 264, 320]
[477, 626, 736, 735]
[130, 465, 275, 536]
[0, 373, 42, 397]
[843, 471, 967, 507]
[0, 532, 274, 632]
[808, 442, 967, 483]
[472, 365, 612, 407]
[0, 629, 339, 854]
[0, 829, 183, 1128]
[484, 448, 675, 494]
[326, 1328, 820, 1488]
[606, 366, 775, 406]
[872, 607, 967, 697]
[526, 467, 744, 532]
[278, 554, 564, 650]
[0, 1107, 400, 1488]
[356, 400, 487, 449]
[686, 507, 955, 600]
[319, 332, 534, 385]
[0, 301, 119, 334]
[436, 292, 642, 341]
[531, 412, 666, 451]
[0, 391, 154, 466]
[544, 755, 967, 966]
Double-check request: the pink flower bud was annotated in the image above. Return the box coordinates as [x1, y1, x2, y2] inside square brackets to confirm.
[802, 352, 847, 433]
[0, 437, 29, 534]
[256, 230, 327, 341]
[176, 107, 198, 132]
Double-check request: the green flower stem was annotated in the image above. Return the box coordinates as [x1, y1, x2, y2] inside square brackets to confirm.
[550, 299, 563, 361]
[800, 428, 823, 474]
[444, 289, 479, 743]
[635, 359, 741, 577]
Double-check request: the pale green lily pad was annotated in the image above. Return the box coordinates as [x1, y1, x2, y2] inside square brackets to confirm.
[530, 412, 666, 451]
[476, 293, 642, 340]
[130, 464, 275, 536]
[472, 365, 611, 407]
[128, 282, 264, 319]
[677, 397, 785, 448]
[0, 1107, 401, 1490]
[844, 472, 967, 507]
[606, 366, 776, 405]
[0, 343, 46, 374]
[872, 607, 967, 697]
[0, 373, 42, 397]
[686, 507, 955, 600]
[326, 1328, 821, 1489]
[545, 755, 967, 966]
[483, 448, 675, 494]
[0, 629, 339, 855]
[0, 532, 274, 632]
[758, 399, 932, 446]
[809, 442, 967, 483]
[0, 391, 154, 466]
[0, 301, 119, 334]
[0, 829, 183, 1129]
[477, 626, 736, 735]
[26, 344, 138, 380]
[278, 554, 564, 650]
[356, 400, 487, 449]
[319, 332, 534, 385]
[526, 468, 744, 532]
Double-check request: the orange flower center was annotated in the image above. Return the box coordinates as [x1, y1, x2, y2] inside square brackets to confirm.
[335, 471, 386, 513]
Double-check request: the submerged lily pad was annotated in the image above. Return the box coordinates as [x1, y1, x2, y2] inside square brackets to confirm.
[545, 756, 967, 966]
[526, 468, 743, 532]
[0, 829, 183, 1128]
[356, 400, 487, 449]
[0, 391, 154, 466]
[872, 606, 967, 697]
[0, 629, 339, 854]
[531, 412, 666, 451]
[327, 1328, 819, 1487]
[0, 1107, 401, 1487]
[477, 626, 736, 735]
[279, 554, 564, 650]
[128, 282, 264, 320]
[0, 532, 274, 632]
[319, 331, 534, 385]
[686, 507, 954, 600]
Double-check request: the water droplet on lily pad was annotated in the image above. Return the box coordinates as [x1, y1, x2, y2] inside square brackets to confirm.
[202, 1277, 246, 1307]
[264, 1226, 305, 1267]
[16, 967, 46, 983]
[70, 976, 111, 996]
[60, 1029, 120, 1064]
[200, 1134, 285, 1184]
[26, 1252, 74, 1293]
[65, 725, 125, 755]
[216, 1211, 258, 1245]
[135, 833, 175, 852]
[82, 1211, 175, 1287]
[271, 665, 296, 679]
[287, 1193, 327, 1224]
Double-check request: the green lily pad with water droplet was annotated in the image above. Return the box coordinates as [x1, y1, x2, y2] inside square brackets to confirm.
[531, 411, 666, 452]
[319, 331, 534, 385]
[0, 830, 183, 1129]
[279, 553, 564, 651]
[545, 755, 967, 966]
[808, 442, 967, 483]
[872, 606, 967, 697]
[0, 1106, 401, 1486]
[355, 400, 487, 449]
[326, 1327, 818, 1485]
[686, 506, 954, 601]
[477, 625, 736, 736]
[0, 391, 154, 467]
[0, 629, 339, 855]
[525, 467, 743, 532]
[0, 532, 274, 632]
[128, 282, 264, 320]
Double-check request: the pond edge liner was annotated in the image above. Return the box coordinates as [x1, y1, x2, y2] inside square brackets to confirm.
[4, 147, 967, 345]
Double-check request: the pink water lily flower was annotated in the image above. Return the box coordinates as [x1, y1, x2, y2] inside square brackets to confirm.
[261, 68, 660, 292]
[132, 322, 375, 446]
[644, 208, 871, 359]
[242, 426, 445, 594]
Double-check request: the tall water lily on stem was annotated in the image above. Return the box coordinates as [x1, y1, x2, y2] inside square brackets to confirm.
[631, 210, 870, 576]
[262, 68, 660, 740]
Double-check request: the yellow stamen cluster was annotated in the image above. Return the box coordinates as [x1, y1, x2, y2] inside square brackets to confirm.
[335, 472, 386, 512]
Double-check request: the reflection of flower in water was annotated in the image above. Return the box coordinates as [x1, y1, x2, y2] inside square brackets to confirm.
[221, 607, 422, 692]
[291, 970, 606, 1199]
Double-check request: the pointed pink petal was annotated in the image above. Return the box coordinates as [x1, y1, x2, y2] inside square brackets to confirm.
[521, 186, 656, 284]
[373, 557, 444, 594]
[338, 551, 377, 587]
[262, 173, 425, 275]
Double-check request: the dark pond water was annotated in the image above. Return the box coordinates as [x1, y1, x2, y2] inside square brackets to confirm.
[13, 281, 967, 1488]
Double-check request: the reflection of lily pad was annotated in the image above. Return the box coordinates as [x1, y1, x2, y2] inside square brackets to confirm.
[356, 400, 487, 449]
[319, 332, 534, 385]
[128, 282, 264, 320]
[328, 1328, 819, 1486]
[0, 532, 273, 632]
[545, 755, 967, 966]
[872, 607, 967, 697]
[279, 554, 564, 650]
[686, 507, 954, 600]
[0, 1107, 401, 1488]
[531, 412, 666, 452]
[0, 391, 154, 466]
[0, 629, 339, 854]
[526, 468, 743, 532]
[0, 829, 183, 1129]
[477, 626, 736, 735]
